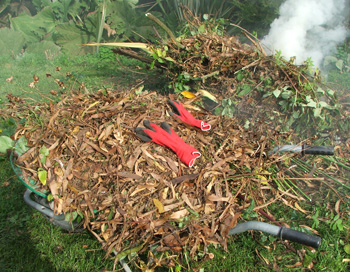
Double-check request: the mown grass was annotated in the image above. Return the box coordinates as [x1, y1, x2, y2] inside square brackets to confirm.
[0, 49, 349, 271]
[0, 47, 165, 107]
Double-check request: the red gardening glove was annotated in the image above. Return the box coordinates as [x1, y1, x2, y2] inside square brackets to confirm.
[135, 120, 201, 167]
[168, 100, 211, 131]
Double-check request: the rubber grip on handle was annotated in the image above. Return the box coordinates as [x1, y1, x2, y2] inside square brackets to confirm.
[279, 227, 321, 249]
[302, 145, 334, 156]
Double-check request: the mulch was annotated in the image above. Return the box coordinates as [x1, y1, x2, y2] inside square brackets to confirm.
[11, 88, 295, 265]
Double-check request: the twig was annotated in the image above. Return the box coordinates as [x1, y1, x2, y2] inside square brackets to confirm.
[230, 23, 267, 56]
[279, 67, 300, 101]
[253, 190, 288, 211]
[111, 48, 163, 68]
[87, 225, 133, 272]
[233, 59, 261, 74]
[146, 13, 184, 49]
[218, 178, 248, 222]
[237, 194, 282, 227]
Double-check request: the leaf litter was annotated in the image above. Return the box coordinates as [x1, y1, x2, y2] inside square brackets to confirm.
[5, 83, 350, 269]
[6, 87, 287, 256]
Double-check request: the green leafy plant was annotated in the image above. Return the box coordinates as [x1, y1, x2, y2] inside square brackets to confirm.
[54, 19, 96, 55]
[344, 244, 350, 255]
[39, 145, 49, 164]
[25, 40, 61, 60]
[0, 117, 26, 155]
[38, 168, 48, 185]
[217, 98, 236, 118]
[242, 199, 258, 220]
[10, 6, 56, 43]
[50, 0, 93, 23]
[3, 0, 158, 56]
[0, 136, 14, 154]
[0, 0, 34, 27]
[329, 214, 344, 231]
[171, 73, 191, 92]
[181, 14, 228, 38]
[324, 43, 350, 73]
[14, 136, 28, 156]
[0, 117, 17, 137]
[257, 51, 344, 134]
[64, 210, 83, 225]
[324, 56, 347, 72]
[0, 135, 28, 155]
[0, 28, 25, 56]
[311, 210, 320, 229]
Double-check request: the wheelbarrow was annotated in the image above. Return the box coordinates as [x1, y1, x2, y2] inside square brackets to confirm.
[10, 144, 334, 270]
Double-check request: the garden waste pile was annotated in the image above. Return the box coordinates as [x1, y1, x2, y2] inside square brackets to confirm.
[109, 16, 350, 140]
[9, 87, 304, 264]
[5, 15, 349, 269]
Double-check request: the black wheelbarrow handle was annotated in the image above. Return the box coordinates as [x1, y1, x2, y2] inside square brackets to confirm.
[23, 189, 83, 232]
[229, 221, 321, 249]
[24, 189, 60, 219]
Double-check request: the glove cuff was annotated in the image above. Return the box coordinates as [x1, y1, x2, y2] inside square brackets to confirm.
[201, 121, 211, 131]
[188, 151, 201, 167]
[169, 100, 211, 131]
[186, 119, 211, 131]
[175, 146, 201, 167]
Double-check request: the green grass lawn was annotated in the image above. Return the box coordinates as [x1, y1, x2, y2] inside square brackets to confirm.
[0, 49, 350, 271]
[0, 47, 164, 107]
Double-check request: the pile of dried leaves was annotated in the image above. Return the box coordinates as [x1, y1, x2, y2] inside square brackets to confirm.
[114, 14, 318, 98]
[10, 87, 298, 267]
[168, 32, 308, 96]
[111, 14, 349, 140]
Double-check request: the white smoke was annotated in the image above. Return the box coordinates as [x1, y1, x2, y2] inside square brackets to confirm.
[262, 0, 349, 67]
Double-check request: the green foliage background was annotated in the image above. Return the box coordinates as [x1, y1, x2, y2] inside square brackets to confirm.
[1, 0, 162, 56]
[0, 0, 285, 57]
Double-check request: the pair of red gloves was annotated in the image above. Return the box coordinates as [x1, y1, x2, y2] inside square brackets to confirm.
[135, 100, 211, 167]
